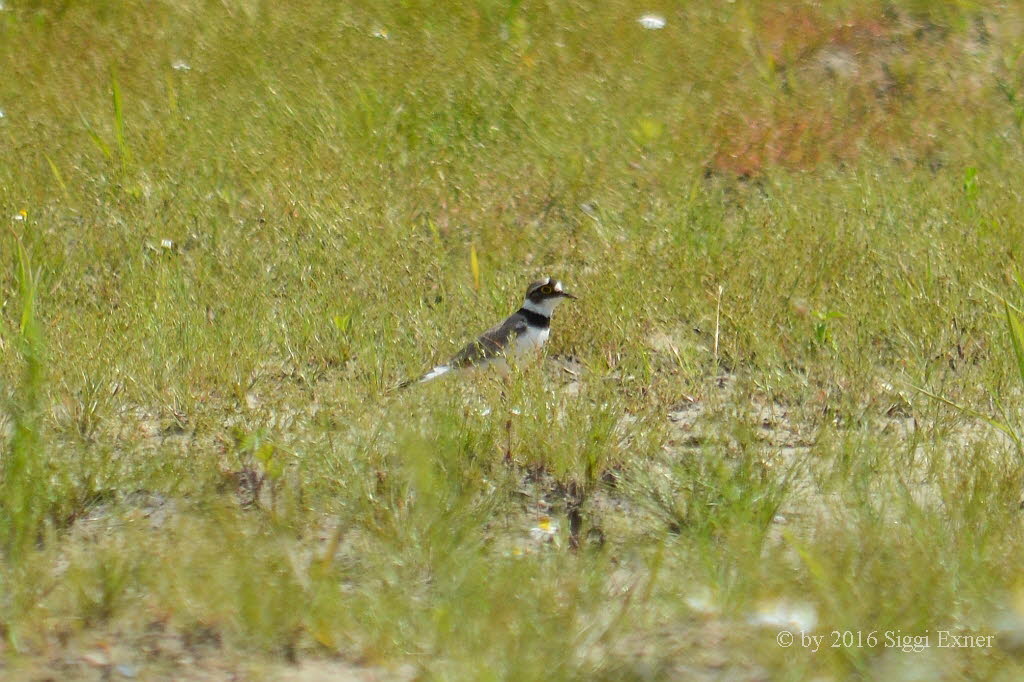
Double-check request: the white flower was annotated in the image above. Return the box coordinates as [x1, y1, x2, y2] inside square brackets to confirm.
[637, 14, 666, 30]
[172, 60, 191, 72]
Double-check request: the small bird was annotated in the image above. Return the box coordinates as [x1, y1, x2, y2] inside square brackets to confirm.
[403, 277, 576, 386]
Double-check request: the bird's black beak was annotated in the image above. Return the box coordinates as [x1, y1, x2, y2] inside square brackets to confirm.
[560, 291, 577, 300]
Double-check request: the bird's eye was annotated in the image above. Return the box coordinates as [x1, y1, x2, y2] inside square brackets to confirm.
[540, 285, 554, 294]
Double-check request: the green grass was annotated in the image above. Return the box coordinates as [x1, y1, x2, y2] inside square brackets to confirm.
[4, 0, 1024, 679]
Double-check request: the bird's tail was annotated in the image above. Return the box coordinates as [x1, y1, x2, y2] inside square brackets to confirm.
[394, 364, 452, 391]
[418, 364, 453, 383]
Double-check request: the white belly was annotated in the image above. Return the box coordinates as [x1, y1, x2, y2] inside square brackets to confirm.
[514, 326, 549, 355]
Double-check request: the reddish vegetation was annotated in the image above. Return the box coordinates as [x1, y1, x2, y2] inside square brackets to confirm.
[710, 109, 865, 178]
[707, 7, 967, 178]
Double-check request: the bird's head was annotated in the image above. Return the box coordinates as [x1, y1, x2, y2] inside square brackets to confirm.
[523, 277, 576, 316]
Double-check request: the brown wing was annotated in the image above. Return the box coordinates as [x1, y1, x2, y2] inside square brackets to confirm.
[450, 314, 528, 367]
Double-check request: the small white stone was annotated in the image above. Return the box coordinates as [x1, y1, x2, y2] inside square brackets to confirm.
[82, 650, 111, 667]
[637, 13, 666, 30]
[748, 600, 818, 631]
[685, 586, 720, 615]
[171, 60, 191, 71]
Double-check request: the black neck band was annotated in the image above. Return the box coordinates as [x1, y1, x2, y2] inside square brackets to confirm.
[517, 307, 551, 328]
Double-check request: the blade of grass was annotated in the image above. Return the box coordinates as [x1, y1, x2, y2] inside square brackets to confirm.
[81, 113, 112, 160]
[1006, 300, 1024, 386]
[470, 244, 480, 291]
[909, 382, 1023, 453]
[165, 71, 178, 116]
[44, 155, 71, 202]
[110, 69, 131, 175]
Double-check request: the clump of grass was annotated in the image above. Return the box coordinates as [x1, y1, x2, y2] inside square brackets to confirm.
[916, 274, 1024, 458]
[1, 236, 48, 562]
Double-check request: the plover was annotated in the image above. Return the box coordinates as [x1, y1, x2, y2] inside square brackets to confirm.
[402, 277, 576, 386]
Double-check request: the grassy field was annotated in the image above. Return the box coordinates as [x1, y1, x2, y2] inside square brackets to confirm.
[4, 0, 1024, 679]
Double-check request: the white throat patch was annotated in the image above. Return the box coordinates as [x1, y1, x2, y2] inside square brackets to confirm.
[522, 296, 563, 317]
